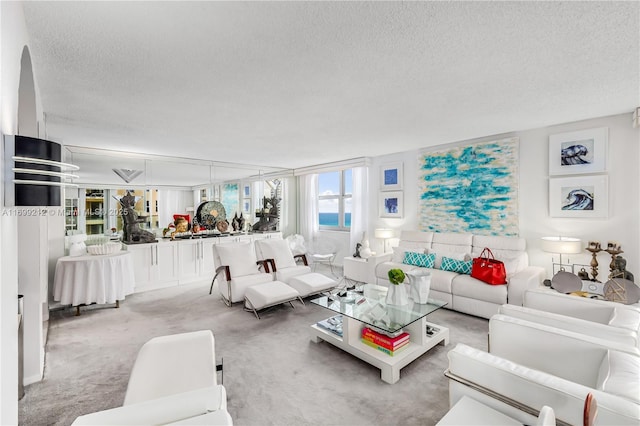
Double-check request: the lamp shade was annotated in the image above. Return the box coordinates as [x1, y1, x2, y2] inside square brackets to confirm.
[541, 236, 582, 254]
[374, 228, 393, 239]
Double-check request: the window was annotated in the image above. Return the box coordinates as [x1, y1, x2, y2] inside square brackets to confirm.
[318, 169, 352, 230]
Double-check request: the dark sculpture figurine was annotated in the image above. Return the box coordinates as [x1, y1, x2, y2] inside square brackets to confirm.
[353, 243, 362, 258]
[611, 256, 635, 282]
[252, 196, 280, 232]
[119, 191, 157, 244]
[231, 212, 245, 232]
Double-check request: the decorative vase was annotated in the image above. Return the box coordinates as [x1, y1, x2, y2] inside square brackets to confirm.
[385, 283, 408, 305]
[68, 234, 87, 257]
[406, 270, 431, 304]
[360, 239, 372, 259]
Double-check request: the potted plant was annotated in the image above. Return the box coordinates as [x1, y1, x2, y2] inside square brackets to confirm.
[386, 268, 409, 305]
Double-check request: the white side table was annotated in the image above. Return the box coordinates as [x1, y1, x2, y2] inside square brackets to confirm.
[343, 253, 391, 285]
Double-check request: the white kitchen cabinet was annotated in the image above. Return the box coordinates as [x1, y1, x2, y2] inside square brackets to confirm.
[178, 239, 216, 284]
[125, 242, 179, 292]
[125, 232, 282, 292]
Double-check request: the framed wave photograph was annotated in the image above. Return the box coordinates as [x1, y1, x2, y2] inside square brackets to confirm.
[380, 162, 403, 190]
[549, 127, 608, 176]
[379, 191, 403, 218]
[549, 175, 608, 218]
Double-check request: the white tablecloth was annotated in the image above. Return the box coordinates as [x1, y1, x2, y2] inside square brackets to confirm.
[53, 251, 135, 307]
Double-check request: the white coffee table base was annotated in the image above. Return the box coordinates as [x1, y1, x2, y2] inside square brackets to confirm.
[310, 315, 449, 384]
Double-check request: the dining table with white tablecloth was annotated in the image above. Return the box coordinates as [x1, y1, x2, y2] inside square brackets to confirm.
[53, 251, 135, 311]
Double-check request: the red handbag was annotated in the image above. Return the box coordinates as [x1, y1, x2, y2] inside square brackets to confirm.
[471, 248, 507, 285]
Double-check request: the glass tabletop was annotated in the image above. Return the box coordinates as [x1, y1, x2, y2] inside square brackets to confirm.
[310, 284, 447, 334]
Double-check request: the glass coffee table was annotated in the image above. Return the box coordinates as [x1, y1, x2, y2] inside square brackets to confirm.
[310, 284, 449, 384]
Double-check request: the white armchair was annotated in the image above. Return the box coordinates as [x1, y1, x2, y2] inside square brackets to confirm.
[524, 288, 640, 341]
[485, 314, 639, 425]
[255, 238, 336, 298]
[124, 330, 223, 405]
[73, 330, 231, 425]
[210, 241, 274, 306]
[254, 238, 312, 283]
[498, 304, 640, 349]
[447, 340, 640, 426]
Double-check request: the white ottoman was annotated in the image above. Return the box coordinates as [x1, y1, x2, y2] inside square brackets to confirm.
[244, 281, 302, 319]
[288, 273, 336, 297]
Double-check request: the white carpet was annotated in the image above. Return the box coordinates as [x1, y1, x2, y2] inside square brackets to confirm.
[19, 277, 489, 425]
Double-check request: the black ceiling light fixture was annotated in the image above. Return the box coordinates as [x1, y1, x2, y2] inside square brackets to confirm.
[3, 134, 79, 207]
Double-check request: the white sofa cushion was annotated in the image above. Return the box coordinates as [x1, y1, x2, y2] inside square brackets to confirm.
[376, 261, 420, 281]
[216, 242, 259, 277]
[392, 245, 426, 263]
[609, 308, 640, 334]
[431, 233, 473, 264]
[472, 235, 528, 276]
[596, 350, 640, 403]
[429, 269, 459, 294]
[452, 274, 508, 304]
[255, 239, 297, 269]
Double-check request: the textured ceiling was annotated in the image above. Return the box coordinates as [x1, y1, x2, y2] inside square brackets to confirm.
[21, 1, 640, 170]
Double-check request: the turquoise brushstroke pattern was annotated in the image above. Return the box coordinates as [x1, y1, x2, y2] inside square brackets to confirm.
[222, 183, 239, 220]
[418, 138, 519, 236]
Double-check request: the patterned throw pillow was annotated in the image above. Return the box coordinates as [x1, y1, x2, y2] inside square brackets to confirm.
[403, 251, 435, 268]
[441, 256, 472, 274]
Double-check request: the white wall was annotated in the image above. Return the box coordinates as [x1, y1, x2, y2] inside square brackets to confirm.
[1, 2, 34, 423]
[368, 112, 639, 279]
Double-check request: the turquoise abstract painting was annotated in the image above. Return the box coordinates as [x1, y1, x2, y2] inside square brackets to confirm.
[222, 183, 239, 219]
[418, 138, 519, 236]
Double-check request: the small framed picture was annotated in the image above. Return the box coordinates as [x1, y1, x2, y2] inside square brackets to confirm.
[243, 184, 251, 198]
[549, 175, 608, 218]
[379, 191, 403, 218]
[242, 199, 251, 214]
[549, 127, 608, 176]
[213, 185, 220, 200]
[381, 162, 403, 190]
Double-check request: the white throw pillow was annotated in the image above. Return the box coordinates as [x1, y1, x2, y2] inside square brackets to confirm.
[216, 242, 260, 277]
[596, 350, 640, 403]
[392, 246, 425, 263]
[257, 239, 297, 269]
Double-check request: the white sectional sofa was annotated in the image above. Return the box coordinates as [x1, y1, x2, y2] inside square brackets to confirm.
[445, 315, 640, 426]
[374, 231, 545, 319]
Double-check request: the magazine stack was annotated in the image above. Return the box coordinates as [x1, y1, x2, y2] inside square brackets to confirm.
[361, 327, 410, 356]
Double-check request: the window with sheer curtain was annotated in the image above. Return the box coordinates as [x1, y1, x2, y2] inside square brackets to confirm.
[318, 169, 352, 231]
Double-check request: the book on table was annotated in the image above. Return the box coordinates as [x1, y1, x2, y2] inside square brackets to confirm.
[361, 327, 410, 350]
[360, 337, 410, 356]
[316, 315, 343, 337]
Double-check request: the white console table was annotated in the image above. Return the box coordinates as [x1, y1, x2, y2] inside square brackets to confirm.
[343, 253, 391, 284]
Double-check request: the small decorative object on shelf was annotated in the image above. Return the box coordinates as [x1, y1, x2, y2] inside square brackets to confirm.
[604, 243, 624, 278]
[585, 241, 603, 282]
[386, 269, 408, 305]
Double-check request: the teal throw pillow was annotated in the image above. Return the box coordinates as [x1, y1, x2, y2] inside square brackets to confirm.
[403, 251, 435, 268]
[441, 256, 472, 274]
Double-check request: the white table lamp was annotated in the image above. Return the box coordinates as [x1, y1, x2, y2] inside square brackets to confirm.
[375, 228, 393, 254]
[541, 236, 582, 274]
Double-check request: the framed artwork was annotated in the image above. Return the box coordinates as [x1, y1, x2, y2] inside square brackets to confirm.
[379, 191, 403, 218]
[381, 162, 403, 190]
[242, 199, 251, 214]
[549, 175, 608, 218]
[549, 127, 608, 176]
[418, 137, 519, 235]
[243, 184, 251, 197]
[213, 185, 220, 200]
